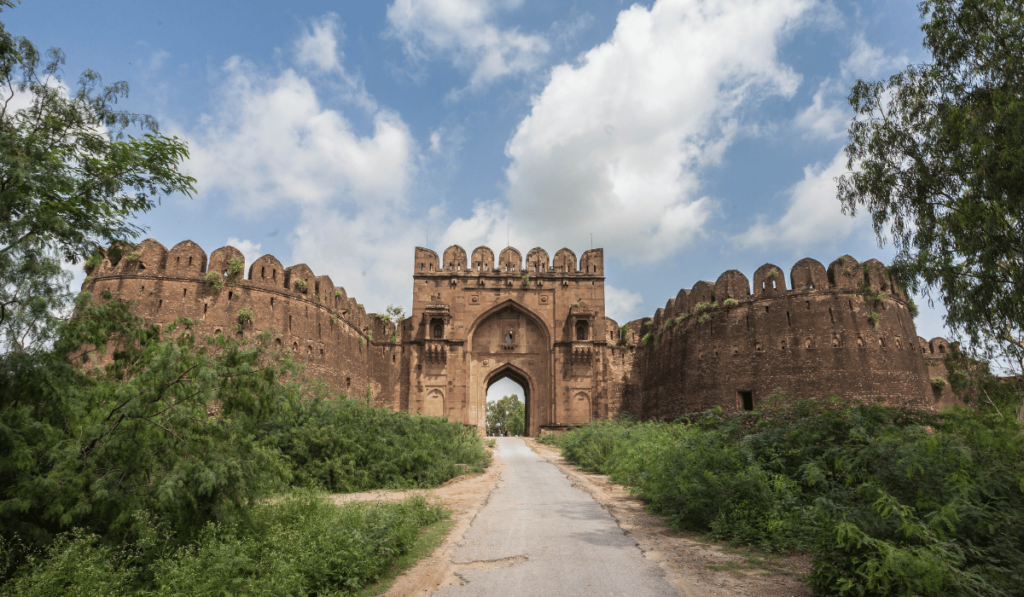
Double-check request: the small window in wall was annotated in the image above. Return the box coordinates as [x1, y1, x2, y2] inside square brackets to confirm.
[431, 319, 443, 338]
[576, 321, 588, 341]
[504, 332, 514, 346]
[739, 390, 754, 411]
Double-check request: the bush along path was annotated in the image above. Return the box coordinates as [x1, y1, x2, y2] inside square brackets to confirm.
[539, 393, 1024, 597]
[0, 297, 491, 596]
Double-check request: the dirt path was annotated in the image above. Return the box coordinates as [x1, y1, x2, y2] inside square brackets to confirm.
[337, 439, 813, 597]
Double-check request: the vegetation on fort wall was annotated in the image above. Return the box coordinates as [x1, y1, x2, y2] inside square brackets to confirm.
[540, 392, 1024, 597]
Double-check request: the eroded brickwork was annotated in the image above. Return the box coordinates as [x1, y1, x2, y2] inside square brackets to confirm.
[85, 239, 402, 409]
[85, 240, 954, 434]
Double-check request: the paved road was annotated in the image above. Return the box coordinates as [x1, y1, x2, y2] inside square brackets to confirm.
[434, 437, 679, 597]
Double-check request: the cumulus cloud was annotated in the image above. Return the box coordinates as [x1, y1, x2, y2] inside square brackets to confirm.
[179, 15, 423, 310]
[605, 285, 643, 324]
[841, 34, 907, 80]
[386, 0, 550, 91]
[296, 13, 343, 72]
[226, 237, 263, 269]
[733, 149, 862, 252]
[185, 58, 415, 213]
[494, 0, 815, 262]
[794, 87, 848, 140]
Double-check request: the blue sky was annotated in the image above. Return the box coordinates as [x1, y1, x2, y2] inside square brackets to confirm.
[6, 0, 948, 346]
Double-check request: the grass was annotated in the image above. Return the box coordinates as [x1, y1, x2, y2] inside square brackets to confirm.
[354, 517, 455, 597]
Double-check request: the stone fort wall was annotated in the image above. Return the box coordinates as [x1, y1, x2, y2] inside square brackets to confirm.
[616, 255, 954, 419]
[84, 239, 403, 409]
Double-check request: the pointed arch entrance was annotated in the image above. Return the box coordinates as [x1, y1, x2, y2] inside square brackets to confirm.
[485, 363, 532, 435]
[468, 300, 552, 436]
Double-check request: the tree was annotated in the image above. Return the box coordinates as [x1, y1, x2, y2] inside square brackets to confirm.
[837, 0, 1024, 372]
[0, 5, 195, 351]
[486, 394, 525, 436]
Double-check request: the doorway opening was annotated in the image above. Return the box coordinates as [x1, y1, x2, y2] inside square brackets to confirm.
[738, 390, 754, 411]
[485, 368, 530, 436]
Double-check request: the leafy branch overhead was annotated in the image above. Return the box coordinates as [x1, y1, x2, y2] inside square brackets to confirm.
[838, 0, 1024, 366]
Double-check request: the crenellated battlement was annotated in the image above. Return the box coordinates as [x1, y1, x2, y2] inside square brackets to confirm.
[84, 239, 954, 432]
[618, 254, 952, 419]
[416, 245, 603, 276]
[83, 239, 403, 409]
[87, 239, 387, 337]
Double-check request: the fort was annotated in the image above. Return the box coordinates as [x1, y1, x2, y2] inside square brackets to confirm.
[83, 239, 957, 435]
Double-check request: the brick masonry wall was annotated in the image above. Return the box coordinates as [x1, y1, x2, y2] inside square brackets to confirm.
[618, 256, 952, 419]
[84, 239, 402, 409]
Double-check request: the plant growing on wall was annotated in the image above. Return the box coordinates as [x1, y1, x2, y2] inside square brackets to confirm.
[675, 313, 690, 325]
[618, 324, 628, 346]
[765, 269, 779, 280]
[698, 313, 711, 324]
[868, 311, 881, 327]
[100, 289, 112, 300]
[125, 251, 141, 262]
[294, 279, 307, 293]
[83, 276, 94, 285]
[203, 271, 223, 292]
[641, 332, 653, 348]
[664, 319, 675, 331]
[693, 301, 717, 315]
[521, 275, 529, 287]
[335, 290, 342, 298]
[723, 298, 738, 308]
[930, 377, 947, 390]
[237, 307, 254, 325]
[226, 257, 244, 284]
[84, 253, 104, 271]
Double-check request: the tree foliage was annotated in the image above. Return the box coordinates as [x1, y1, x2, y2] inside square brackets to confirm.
[486, 394, 525, 436]
[0, 7, 195, 352]
[838, 0, 1024, 365]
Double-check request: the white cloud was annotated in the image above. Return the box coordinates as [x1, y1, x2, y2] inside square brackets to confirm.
[794, 87, 848, 140]
[296, 13, 343, 73]
[495, 0, 815, 262]
[226, 237, 263, 269]
[386, 0, 550, 91]
[178, 16, 424, 312]
[185, 57, 415, 213]
[605, 285, 643, 324]
[733, 149, 862, 252]
[841, 34, 907, 80]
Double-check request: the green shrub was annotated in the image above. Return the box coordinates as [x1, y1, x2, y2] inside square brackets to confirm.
[640, 333, 653, 348]
[663, 319, 675, 330]
[931, 376, 948, 390]
[675, 313, 689, 324]
[357, 303, 364, 310]
[618, 324, 628, 345]
[83, 276, 93, 285]
[84, 253, 103, 270]
[868, 311, 881, 327]
[765, 269, 779, 279]
[261, 399, 490, 492]
[698, 313, 711, 324]
[125, 251, 141, 262]
[0, 530, 134, 597]
[100, 289, 112, 300]
[335, 290, 343, 298]
[294, 279, 307, 293]
[521, 275, 529, 287]
[225, 257, 244, 283]
[236, 307, 254, 325]
[550, 397, 1024, 596]
[908, 299, 919, 318]
[693, 301, 717, 315]
[723, 298, 738, 308]
[148, 494, 446, 597]
[203, 271, 223, 292]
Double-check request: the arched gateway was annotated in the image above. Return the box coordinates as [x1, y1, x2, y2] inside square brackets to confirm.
[406, 245, 610, 435]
